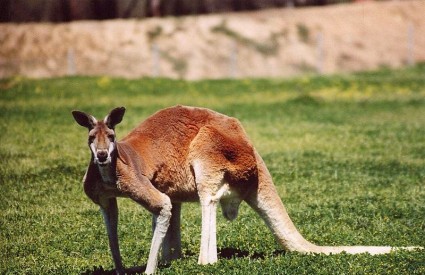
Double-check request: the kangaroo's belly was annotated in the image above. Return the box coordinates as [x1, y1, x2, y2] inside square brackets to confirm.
[151, 165, 199, 202]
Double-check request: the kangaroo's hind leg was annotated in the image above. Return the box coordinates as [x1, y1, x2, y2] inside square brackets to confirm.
[189, 124, 256, 265]
[191, 159, 223, 265]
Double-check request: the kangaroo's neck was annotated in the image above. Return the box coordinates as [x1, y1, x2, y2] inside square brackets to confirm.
[98, 163, 115, 184]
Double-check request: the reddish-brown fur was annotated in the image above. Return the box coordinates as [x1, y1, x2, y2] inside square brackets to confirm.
[73, 106, 263, 274]
[106, 106, 258, 204]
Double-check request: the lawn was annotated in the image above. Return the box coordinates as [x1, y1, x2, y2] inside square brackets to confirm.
[1, 65, 425, 274]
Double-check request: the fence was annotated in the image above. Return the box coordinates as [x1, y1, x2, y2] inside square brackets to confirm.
[56, 24, 418, 79]
[0, 10, 422, 80]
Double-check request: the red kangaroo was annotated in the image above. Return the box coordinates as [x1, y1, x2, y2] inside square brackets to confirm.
[72, 105, 420, 274]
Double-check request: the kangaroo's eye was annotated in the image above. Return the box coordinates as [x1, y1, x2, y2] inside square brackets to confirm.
[88, 135, 95, 143]
[108, 134, 115, 141]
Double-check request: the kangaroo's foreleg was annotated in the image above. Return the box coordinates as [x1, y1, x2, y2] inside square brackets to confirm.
[119, 172, 172, 275]
[148, 206, 171, 274]
[100, 197, 124, 274]
[161, 202, 182, 263]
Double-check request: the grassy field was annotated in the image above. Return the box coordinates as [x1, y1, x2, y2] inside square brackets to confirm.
[1, 65, 425, 274]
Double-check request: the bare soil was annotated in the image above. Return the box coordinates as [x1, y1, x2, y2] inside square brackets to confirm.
[0, 0, 424, 79]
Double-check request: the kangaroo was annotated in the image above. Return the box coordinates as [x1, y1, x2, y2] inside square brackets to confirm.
[72, 105, 419, 274]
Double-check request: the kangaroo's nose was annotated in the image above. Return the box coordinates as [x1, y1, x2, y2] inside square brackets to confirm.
[97, 150, 108, 162]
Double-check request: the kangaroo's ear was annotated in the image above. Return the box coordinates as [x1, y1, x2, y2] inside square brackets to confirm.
[72, 110, 97, 129]
[105, 107, 126, 129]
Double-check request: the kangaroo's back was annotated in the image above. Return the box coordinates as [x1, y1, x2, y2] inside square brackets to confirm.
[119, 105, 257, 201]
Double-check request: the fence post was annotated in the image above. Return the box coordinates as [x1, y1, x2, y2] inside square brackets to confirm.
[316, 32, 324, 74]
[151, 43, 160, 77]
[229, 41, 238, 78]
[407, 22, 415, 66]
[67, 48, 76, 76]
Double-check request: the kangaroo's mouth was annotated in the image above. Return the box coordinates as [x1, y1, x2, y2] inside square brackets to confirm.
[94, 158, 111, 167]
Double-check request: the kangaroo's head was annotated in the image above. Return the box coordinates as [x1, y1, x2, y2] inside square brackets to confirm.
[72, 107, 126, 166]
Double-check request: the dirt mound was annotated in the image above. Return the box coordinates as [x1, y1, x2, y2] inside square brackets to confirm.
[1, 0, 424, 79]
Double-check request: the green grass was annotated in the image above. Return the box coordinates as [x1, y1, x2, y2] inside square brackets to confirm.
[1, 64, 425, 274]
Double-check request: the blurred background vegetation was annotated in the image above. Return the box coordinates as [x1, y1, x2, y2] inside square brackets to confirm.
[1, 0, 381, 23]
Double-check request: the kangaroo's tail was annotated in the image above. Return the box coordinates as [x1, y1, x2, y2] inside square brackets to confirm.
[244, 151, 420, 255]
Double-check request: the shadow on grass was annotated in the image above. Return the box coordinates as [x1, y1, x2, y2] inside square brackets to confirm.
[81, 249, 287, 274]
[218, 247, 287, 260]
[82, 265, 146, 275]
